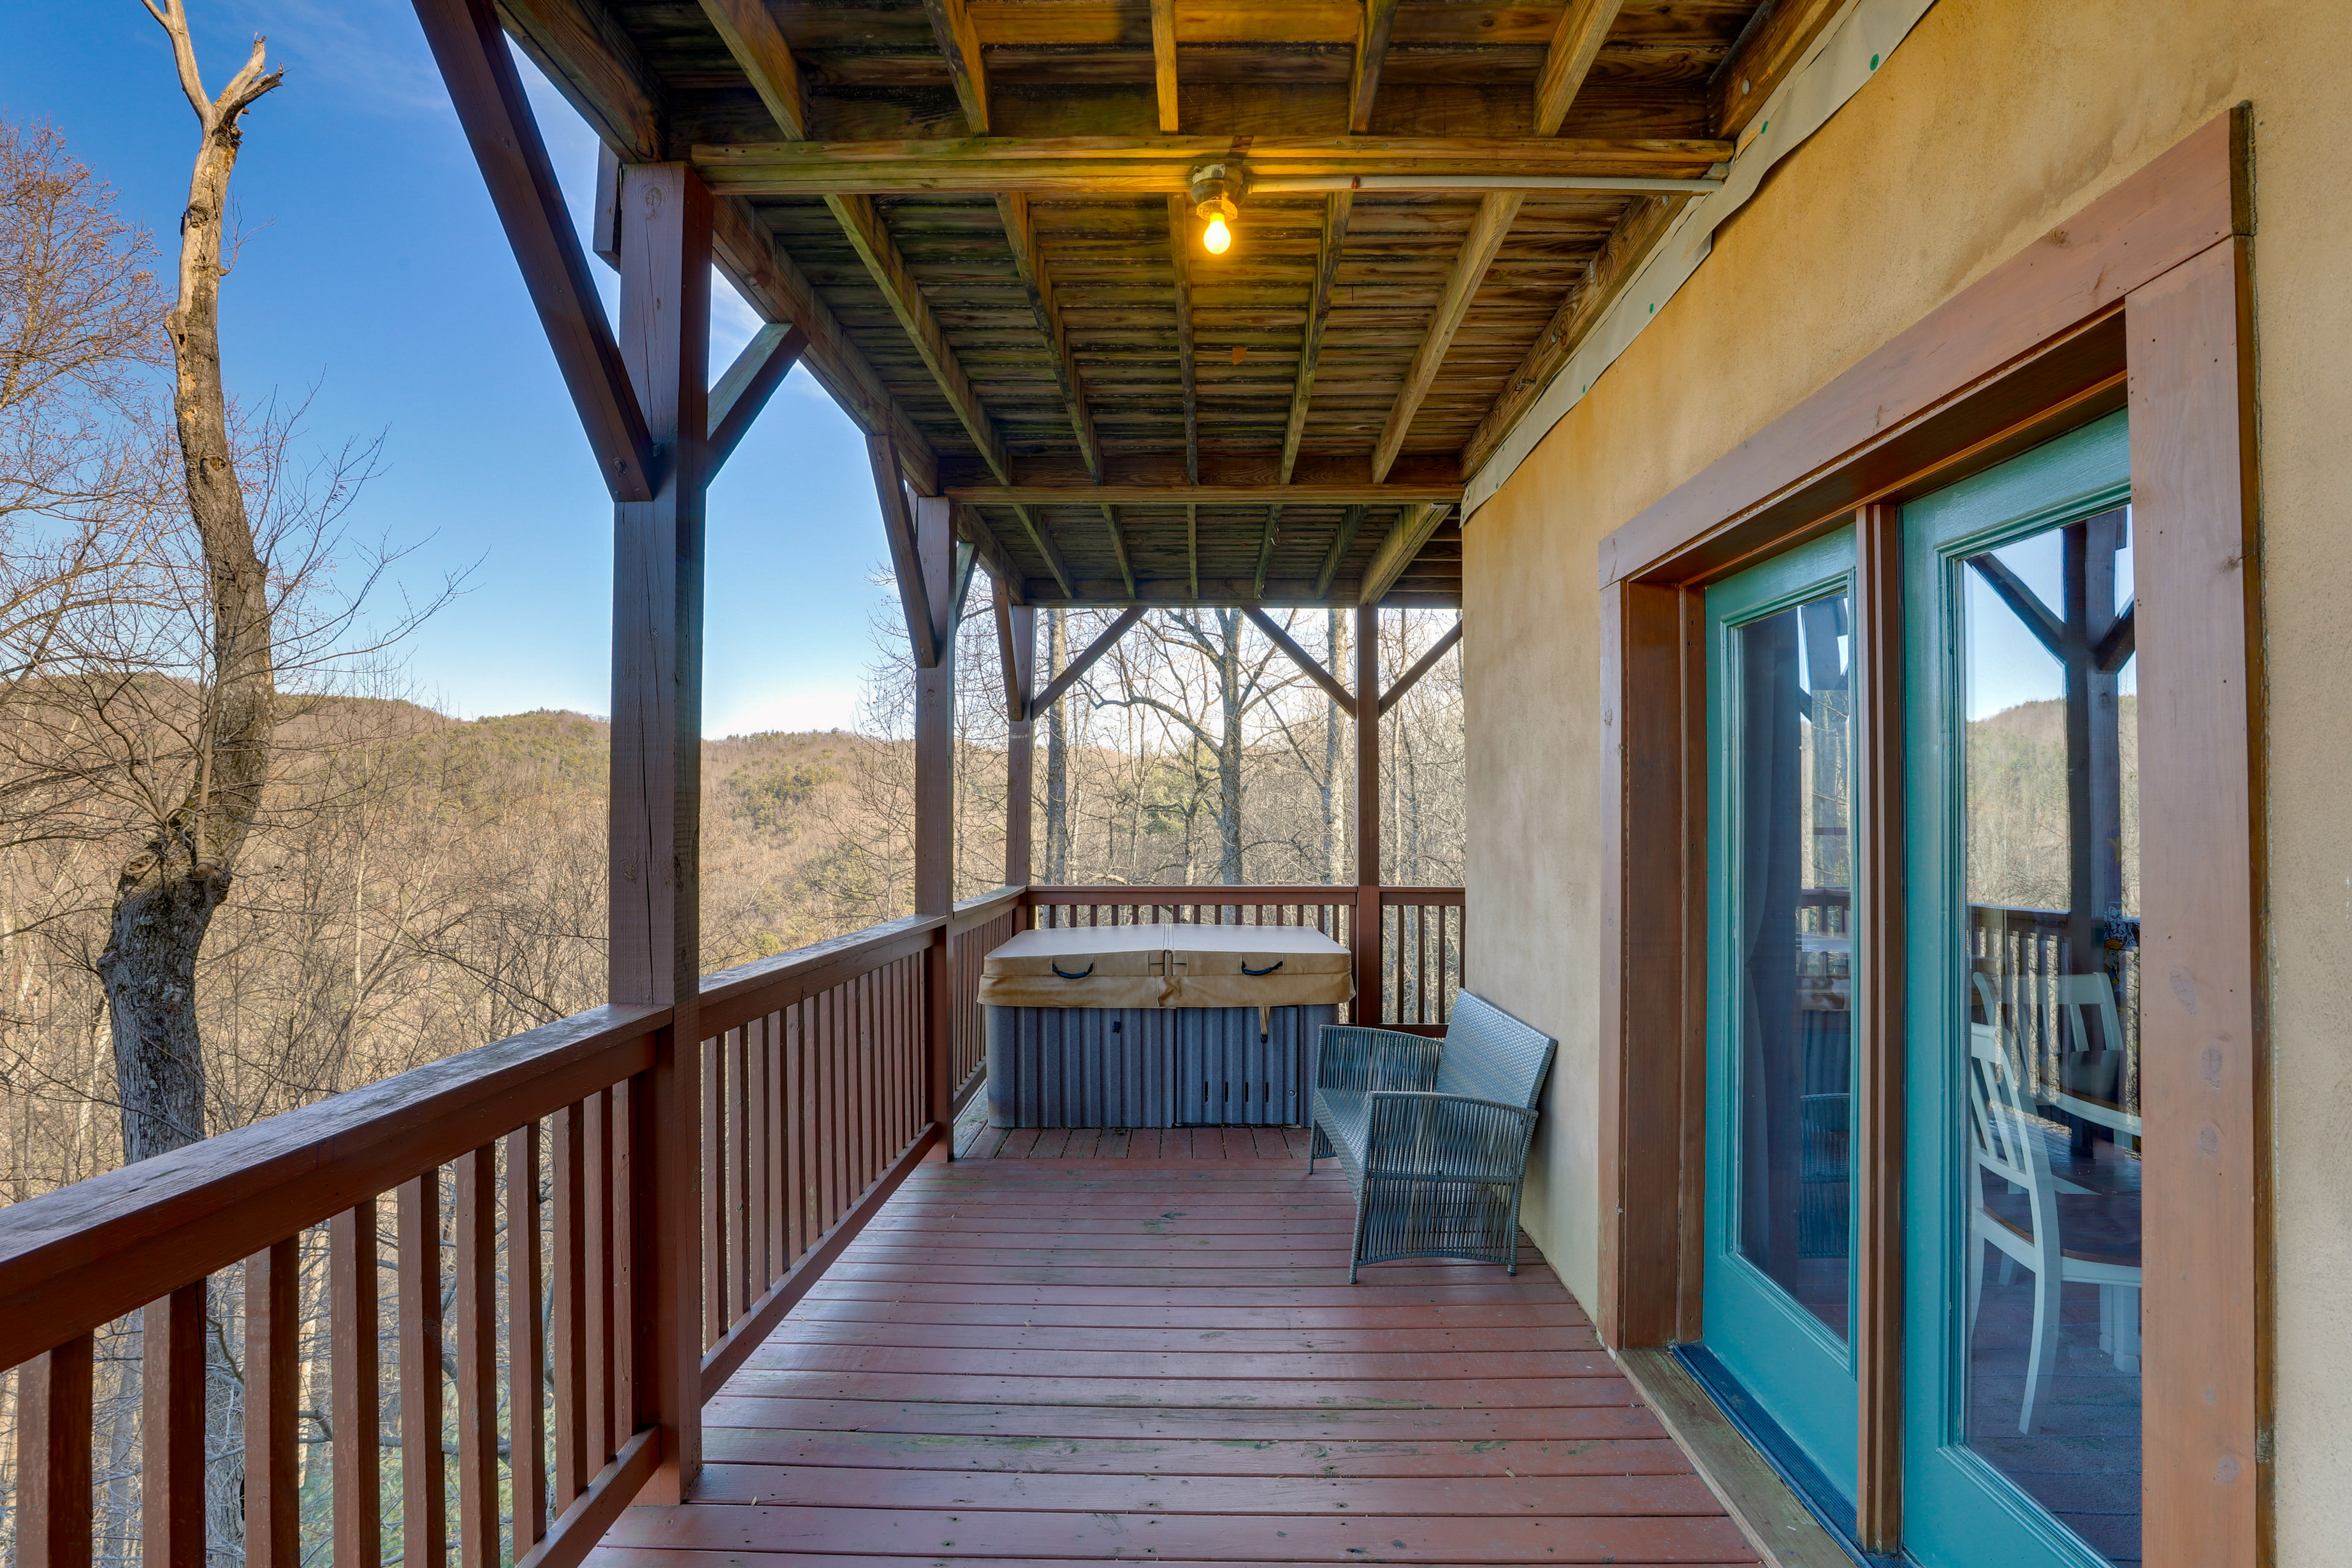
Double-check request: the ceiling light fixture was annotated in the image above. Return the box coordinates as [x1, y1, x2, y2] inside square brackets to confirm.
[1188, 162, 1247, 258]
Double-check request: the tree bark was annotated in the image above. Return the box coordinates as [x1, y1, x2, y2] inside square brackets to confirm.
[104, 10, 281, 1163]
[1044, 609, 1069, 882]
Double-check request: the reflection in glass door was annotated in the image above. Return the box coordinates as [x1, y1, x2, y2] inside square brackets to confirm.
[1904, 410, 2140, 1568]
[1701, 528, 1859, 1500]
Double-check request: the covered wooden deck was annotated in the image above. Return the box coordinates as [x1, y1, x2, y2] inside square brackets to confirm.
[593, 1147, 1759, 1567]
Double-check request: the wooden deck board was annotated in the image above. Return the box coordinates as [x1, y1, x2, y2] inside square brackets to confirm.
[609, 1160, 1755, 1568]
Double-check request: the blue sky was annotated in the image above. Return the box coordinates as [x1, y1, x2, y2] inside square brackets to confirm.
[3, 1, 891, 736]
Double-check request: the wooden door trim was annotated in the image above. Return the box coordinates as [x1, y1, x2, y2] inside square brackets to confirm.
[1595, 106, 2263, 1568]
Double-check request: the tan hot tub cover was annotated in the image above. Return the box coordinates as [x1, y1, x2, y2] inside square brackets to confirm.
[978, 926, 1353, 1010]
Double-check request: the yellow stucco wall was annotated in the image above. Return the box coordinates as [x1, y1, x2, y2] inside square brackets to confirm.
[1463, 0, 2351, 1550]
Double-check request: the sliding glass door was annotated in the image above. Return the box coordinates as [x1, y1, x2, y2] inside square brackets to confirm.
[1902, 410, 2141, 1567]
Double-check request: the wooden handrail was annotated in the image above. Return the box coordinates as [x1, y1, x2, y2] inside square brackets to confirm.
[1380, 885, 1467, 904]
[949, 883, 1025, 934]
[0, 1003, 665, 1368]
[1026, 883, 1366, 903]
[699, 910, 943, 1036]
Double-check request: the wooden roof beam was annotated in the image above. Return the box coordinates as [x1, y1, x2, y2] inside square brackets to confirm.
[1150, 0, 1179, 133]
[1003, 504, 1077, 597]
[699, 0, 807, 138]
[1378, 616, 1462, 716]
[1534, 0, 1627, 136]
[1255, 507, 1279, 600]
[496, 0, 662, 161]
[1280, 192, 1353, 485]
[1349, 0, 1400, 133]
[1166, 196, 1200, 483]
[1358, 502, 1452, 604]
[419, 0, 657, 502]
[1026, 607, 1145, 721]
[1457, 190, 1687, 479]
[706, 323, 806, 474]
[923, 0, 992, 134]
[1713, 0, 1848, 142]
[948, 483, 1460, 505]
[708, 197, 939, 493]
[1370, 193, 1521, 483]
[693, 138, 1732, 198]
[1314, 504, 1367, 599]
[1244, 608, 1352, 706]
[869, 433, 943, 665]
[829, 192, 1013, 483]
[998, 194, 1104, 483]
[1101, 505, 1138, 600]
[954, 503, 1022, 601]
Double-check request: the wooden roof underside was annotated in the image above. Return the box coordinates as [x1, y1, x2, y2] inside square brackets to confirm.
[500, 0, 1840, 606]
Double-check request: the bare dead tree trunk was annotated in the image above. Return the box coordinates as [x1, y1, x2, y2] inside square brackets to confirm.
[1210, 610, 1244, 885]
[1322, 608, 1344, 884]
[103, 4, 282, 1164]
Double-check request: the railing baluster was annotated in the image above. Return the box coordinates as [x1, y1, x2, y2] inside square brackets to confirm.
[15, 1332, 94, 1568]
[611, 1076, 637, 1445]
[583, 1089, 614, 1469]
[398, 1174, 446, 1568]
[247, 1237, 301, 1568]
[505, 1124, 547, 1556]
[551, 1101, 588, 1508]
[748, 1016, 772, 1296]
[143, 1282, 205, 1568]
[331, 1201, 382, 1568]
[702, 1033, 725, 1349]
[454, 1146, 498, 1568]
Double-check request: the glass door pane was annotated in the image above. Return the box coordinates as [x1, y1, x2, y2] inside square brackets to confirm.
[1903, 409, 2138, 1568]
[1700, 526, 1859, 1504]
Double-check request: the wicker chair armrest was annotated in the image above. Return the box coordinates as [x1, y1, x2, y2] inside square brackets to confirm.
[1361, 1091, 1539, 1184]
[1315, 1026, 1442, 1093]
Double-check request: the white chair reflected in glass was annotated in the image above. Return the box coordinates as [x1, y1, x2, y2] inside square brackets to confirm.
[1964, 989, 2142, 1435]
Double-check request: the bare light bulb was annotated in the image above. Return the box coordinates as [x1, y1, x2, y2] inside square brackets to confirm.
[1202, 214, 1233, 255]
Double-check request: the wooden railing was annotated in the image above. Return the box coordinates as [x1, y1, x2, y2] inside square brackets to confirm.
[0, 882, 1446, 1568]
[1023, 883, 1465, 1031]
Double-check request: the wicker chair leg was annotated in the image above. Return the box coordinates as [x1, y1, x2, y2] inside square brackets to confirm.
[1346, 1193, 1368, 1284]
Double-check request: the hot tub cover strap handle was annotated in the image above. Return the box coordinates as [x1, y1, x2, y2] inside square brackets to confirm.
[1052, 961, 1096, 979]
[1241, 959, 1285, 976]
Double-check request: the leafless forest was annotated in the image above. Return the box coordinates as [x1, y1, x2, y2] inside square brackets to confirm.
[0, 112, 1463, 1567]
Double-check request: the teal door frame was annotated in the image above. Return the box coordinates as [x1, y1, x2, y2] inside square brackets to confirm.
[1898, 410, 2131, 1568]
[1701, 524, 1861, 1495]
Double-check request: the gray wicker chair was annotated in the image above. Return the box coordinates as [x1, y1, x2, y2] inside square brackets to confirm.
[1309, 992, 1557, 1281]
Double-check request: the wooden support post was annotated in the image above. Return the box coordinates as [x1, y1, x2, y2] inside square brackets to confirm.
[607, 160, 712, 1502]
[915, 496, 957, 1149]
[999, 595, 1037, 885]
[1354, 604, 1381, 1024]
[329, 1205, 382, 1568]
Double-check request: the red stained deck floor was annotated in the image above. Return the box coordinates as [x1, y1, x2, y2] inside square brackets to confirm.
[594, 1147, 1757, 1567]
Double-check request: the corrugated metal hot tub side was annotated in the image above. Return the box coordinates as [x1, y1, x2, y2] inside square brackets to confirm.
[985, 1004, 1334, 1128]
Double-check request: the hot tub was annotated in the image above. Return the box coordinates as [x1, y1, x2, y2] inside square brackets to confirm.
[978, 926, 1352, 1129]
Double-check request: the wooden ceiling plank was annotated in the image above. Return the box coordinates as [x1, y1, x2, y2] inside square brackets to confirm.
[827, 192, 1013, 483]
[1314, 503, 1367, 598]
[707, 323, 808, 474]
[709, 197, 940, 494]
[698, 0, 808, 140]
[1279, 191, 1354, 484]
[1358, 501, 1452, 604]
[419, 0, 657, 502]
[1713, 0, 1847, 141]
[1101, 505, 1139, 599]
[998, 194, 1106, 482]
[1006, 504, 1077, 597]
[1166, 195, 1200, 483]
[1534, 0, 1629, 136]
[1349, 0, 1402, 133]
[1370, 192, 1523, 483]
[922, 0, 993, 134]
[1457, 189, 1687, 478]
[1151, 0, 1180, 132]
[1244, 607, 1353, 706]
